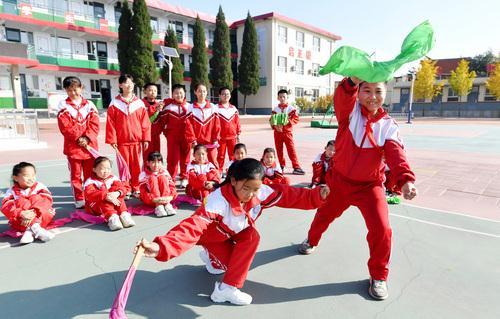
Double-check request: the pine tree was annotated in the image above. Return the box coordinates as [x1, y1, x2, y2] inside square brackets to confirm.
[209, 6, 233, 92]
[449, 59, 476, 101]
[190, 15, 209, 96]
[414, 58, 444, 100]
[486, 63, 500, 99]
[160, 28, 185, 88]
[129, 0, 158, 89]
[238, 12, 260, 114]
[117, 0, 133, 76]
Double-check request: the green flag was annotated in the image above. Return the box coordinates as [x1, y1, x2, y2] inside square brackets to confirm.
[319, 21, 435, 82]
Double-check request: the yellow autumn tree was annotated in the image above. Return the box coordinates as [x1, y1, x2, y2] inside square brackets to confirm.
[414, 58, 444, 100]
[449, 59, 476, 101]
[486, 63, 500, 99]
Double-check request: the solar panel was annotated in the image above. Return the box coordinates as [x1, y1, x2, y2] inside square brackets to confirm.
[160, 46, 179, 58]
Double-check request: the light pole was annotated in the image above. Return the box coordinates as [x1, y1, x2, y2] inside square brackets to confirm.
[159, 46, 180, 98]
[407, 69, 416, 124]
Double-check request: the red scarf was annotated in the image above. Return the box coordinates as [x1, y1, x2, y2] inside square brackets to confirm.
[193, 100, 212, 109]
[360, 105, 387, 150]
[164, 98, 187, 114]
[220, 183, 259, 226]
[13, 182, 38, 198]
[65, 96, 88, 122]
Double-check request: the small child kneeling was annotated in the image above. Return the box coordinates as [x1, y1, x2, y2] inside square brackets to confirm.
[84, 156, 135, 230]
[261, 148, 290, 185]
[186, 144, 221, 201]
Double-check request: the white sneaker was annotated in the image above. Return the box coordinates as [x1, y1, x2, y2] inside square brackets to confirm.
[164, 203, 177, 216]
[31, 223, 55, 242]
[132, 191, 140, 199]
[154, 205, 168, 217]
[120, 212, 136, 228]
[75, 200, 85, 209]
[199, 249, 225, 275]
[19, 230, 34, 244]
[180, 179, 188, 188]
[108, 214, 124, 231]
[210, 282, 252, 305]
[368, 279, 389, 300]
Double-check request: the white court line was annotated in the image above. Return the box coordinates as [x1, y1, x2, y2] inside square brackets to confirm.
[401, 202, 500, 223]
[0, 162, 66, 173]
[390, 213, 500, 239]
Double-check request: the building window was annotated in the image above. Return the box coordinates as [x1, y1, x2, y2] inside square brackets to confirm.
[277, 56, 287, 72]
[90, 79, 100, 93]
[296, 31, 304, 48]
[313, 36, 320, 52]
[56, 77, 63, 91]
[295, 87, 304, 98]
[312, 89, 319, 101]
[188, 24, 194, 46]
[175, 21, 184, 44]
[179, 53, 185, 66]
[6, 28, 21, 42]
[278, 25, 287, 43]
[150, 17, 159, 33]
[447, 87, 459, 102]
[295, 59, 304, 75]
[312, 63, 320, 77]
[114, 2, 122, 24]
[208, 29, 214, 47]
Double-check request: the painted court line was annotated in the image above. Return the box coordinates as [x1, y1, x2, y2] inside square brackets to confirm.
[401, 202, 500, 223]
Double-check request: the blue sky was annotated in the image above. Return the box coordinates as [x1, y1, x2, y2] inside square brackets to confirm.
[162, 0, 499, 74]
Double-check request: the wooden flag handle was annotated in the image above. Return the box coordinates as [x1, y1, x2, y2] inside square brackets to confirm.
[132, 245, 145, 268]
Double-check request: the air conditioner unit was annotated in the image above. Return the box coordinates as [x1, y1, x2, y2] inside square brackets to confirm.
[307, 69, 312, 75]
[290, 66, 295, 72]
[304, 90, 313, 96]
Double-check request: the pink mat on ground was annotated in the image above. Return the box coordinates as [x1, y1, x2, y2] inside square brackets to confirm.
[128, 205, 155, 216]
[0, 217, 74, 238]
[173, 195, 202, 206]
[70, 210, 106, 224]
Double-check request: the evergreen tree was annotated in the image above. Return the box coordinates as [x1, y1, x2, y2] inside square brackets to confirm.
[238, 12, 260, 114]
[209, 6, 233, 92]
[117, 0, 133, 75]
[486, 63, 500, 99]
[470, 50, 495, 76]
[129, 0, 158, 89]
[160, 28, 185, 88]
[449, 59, 476, 101]
[190, 16, 209, 97]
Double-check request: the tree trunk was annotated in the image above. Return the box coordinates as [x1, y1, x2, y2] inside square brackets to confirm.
[243, 94, 247, 115]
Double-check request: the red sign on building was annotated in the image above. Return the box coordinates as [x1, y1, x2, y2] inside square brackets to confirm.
[306, 50, 311, 60]
[298, 49, 303, 58]
[19, 3, 32, 17]
[99, 18, 109, 31]
[65, 13, 75, 24]
[289, 47, 294, 57]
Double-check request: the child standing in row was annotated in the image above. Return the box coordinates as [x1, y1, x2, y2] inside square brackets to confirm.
[261, 148, 289, 185]
[160, 84, 191, 188]
[297, 77, 418, 300]
[105, 74, 151, 197]
[270, 89, 305, 175]
[216, 87, 241, 173]
[185, 84, 220, 168]
[186, 144, 221, 201]
[135, 158, 329, 305]
[1, 162, 55, 244]
[139, 152, 177, 217]
[84, 157, 135, 231]
[57, 76, 100, 209]
[310, 140, 335, 188]
[142, 83, 163, 163]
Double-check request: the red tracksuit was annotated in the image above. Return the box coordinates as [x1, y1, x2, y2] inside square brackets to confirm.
[57, 97, 100, 202]
[105, 95, 151, 193]
[270, 104, 301, 169]
[83, 174, 128, 220]
[1, 182, 55, 232]
[185, 101, 221, 168]
[311, 152, 333, 186]
[160, 98, 190, 180]
[143, 98, 163, 162]
[153, 183, 325, 288]
[306, 78, 416, 281]
[139, 168, 177, 207]
[261, 161, 290, 186]
[216, 103, 241, 172]
[186, 161, 221, 201]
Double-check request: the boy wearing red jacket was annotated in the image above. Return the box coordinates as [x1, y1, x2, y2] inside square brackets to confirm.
[105, 74, 151, 197]
[216, 87, 241, 172]
[270, 89, 305, 175]
[142, 83, 163, 163]
[57, 76, 99, 208]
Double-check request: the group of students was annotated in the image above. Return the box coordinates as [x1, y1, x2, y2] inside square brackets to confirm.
[1, 73, 418, 304]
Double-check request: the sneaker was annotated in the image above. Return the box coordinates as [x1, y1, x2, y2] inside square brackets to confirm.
[298, 238, 316, 255]
[132, 191, 140, 199]
[75, 200, 85, 209]
[199, 249, 225, 275]
[31, 223, 55, 242]
[124, 193, 132, 201]
[164, 203, 177, 216]
[210, 282, 252, 305]
[180, 179, 188, 188]
[154, 205, 168, 217]
[293, 168, 306, 175]
[368, 279, 388, 300]
[108, 214, 123, 231]
[120, 212, 136, 228]
[309, 183, 318, 189]
[19, 230, 34, 244]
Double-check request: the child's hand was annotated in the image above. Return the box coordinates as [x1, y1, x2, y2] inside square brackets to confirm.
[402, 182, 417, 200]
[319, 185, 330, 200]
[350, 76, 362, 85]
[204, 181, 214, 190]
[78, 136, 90, 147]
[106, 192, 120, 205]
[135, 238, 159, 258]
[275, 125, 283, 132]
[143, 141, 149, 151]
[20, 210, 36, 227]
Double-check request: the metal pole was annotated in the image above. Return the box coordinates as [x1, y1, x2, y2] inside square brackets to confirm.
[168, 57, 172, 98]
[407, 73, 415, 124]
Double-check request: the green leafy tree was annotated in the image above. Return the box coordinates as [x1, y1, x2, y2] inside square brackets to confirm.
[117, 0, 133, 75]
[190, 15, 209, 96]
[129, 0, 158, 89]
[449, 59, 476, 101]
[414, 58, 444, 100]
[209, 6, 233, 92]
[469, 50, 495, 76]
[160, 28, 185, 88]
[237, 12, 259, 114]
[486, 63, 500, 99]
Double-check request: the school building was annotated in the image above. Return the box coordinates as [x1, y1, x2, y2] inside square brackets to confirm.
[0, 0, 341, 114]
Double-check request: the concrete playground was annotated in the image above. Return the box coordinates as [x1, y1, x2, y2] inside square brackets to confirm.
[0, 117, 499, 319]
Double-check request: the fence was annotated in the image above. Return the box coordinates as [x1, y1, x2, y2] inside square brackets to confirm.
[0, 109, 40, 142]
